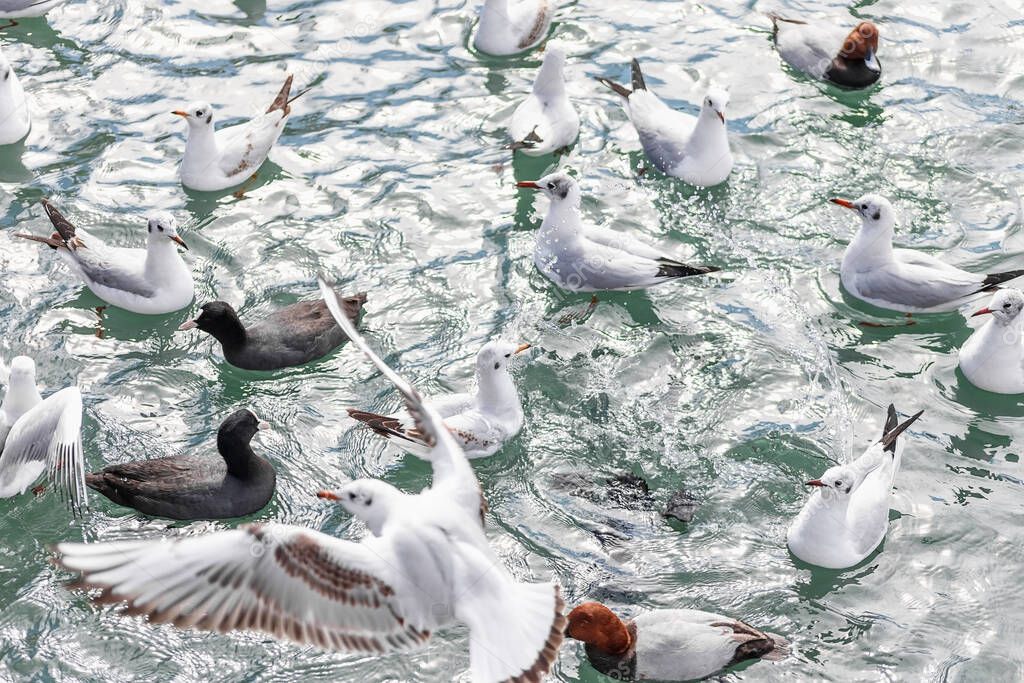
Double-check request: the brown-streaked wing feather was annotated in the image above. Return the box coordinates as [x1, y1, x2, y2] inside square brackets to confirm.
[267, 75, 294, 115]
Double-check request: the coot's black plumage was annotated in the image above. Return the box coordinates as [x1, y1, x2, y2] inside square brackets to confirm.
[180, 288, 366, 371]
[86, 409, 274, 520]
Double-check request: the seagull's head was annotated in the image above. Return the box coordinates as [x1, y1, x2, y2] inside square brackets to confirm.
[146, 213, 188, 250]
[8, 356, 35, 386]
[477, 340, 531, 375]
[830, 193, 893, 231]
[516, 171, 580, 203]
[972, 288, 1024, 325]
[219, 408, 271, 444]
[177, 301, 243, 342]
[702, 87, 729, 124]
[805, 465, 856, 499]
[172, 101, 214, 128]
[318, 479, 401, 534]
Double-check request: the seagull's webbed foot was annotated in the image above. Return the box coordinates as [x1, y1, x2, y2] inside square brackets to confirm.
[859, 313, 916, 328]
[233, 172, 259, 199]
[558, 295, 598, 326]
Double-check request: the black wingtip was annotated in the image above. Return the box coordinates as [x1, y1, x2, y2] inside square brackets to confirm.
[630, 58, 646, 91]
[656, 260, 720, 279]
[595, 75, 631, 99]
[880, 408, 923, 452]
[40, 199, 77, 245]
[978, 269, 1024, 293]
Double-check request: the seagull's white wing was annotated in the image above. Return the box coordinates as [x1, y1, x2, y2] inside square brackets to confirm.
[0, 386, 84, 511]
[581, 223, 667, 261]
[626, 90, 694, 175]
[854, 257, 981, 309]
[318, 277, 486, 525]
[54, 524, 434, 652]
[216, 112, 286, 179]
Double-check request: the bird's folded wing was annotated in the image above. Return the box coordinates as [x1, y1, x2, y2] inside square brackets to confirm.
[856, 260, 979, 309]
[217, 114, 283, 178]
[54, 524, 433, 652]
[319, 278, 484, 525]
[0, 387, 85, 510]
[627, 92, 693, 169]
[68, 242, 156, 298]
[582, 223, 666, 261]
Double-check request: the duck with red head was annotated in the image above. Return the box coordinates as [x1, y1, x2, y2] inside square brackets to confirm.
[770, 13, 881, 88]
[566, 601, 789, 681]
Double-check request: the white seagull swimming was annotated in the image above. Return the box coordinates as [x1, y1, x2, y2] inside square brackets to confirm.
[16, 200, 194, 315]
[508, 43, 578, 156]
[517, 171, 719, 293]
[596, 59, 732, 187]
[474, 0, 551, 56]
[0, 356, 85, 512]
[832, 194, 1024, 313]
[958, 288, 1024, 394]
[174, 74, 297, 192]
[348, 340, 531, 459]
[0, 0, 64, 18]
[52, 278, 566, 683]
[770, 13, 881, 89]
[787, 404, 923, 569]
[566, 601, 788, 681]
[0, 46, 29, 145]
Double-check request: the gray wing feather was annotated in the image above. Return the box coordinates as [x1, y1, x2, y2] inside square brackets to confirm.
[0, 387, 85, 512]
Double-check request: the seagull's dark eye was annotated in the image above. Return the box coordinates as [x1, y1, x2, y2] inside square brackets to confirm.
[1004, 303, 1012, 309]
[547, 182, 555, 190]
[504, 353, 511, 358]
[195, 110, 202, 117]
[157, 225, 164, 232]
[348, 492, 356, 500]
[493, 362, 500, 370]
[834, 480, 842, 487]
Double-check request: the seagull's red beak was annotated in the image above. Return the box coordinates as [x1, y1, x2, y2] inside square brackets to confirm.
[971, 307, 994, 317]
[830, 198, 855, 209]
[514, 343, 531, 354]
[169, 234, 189, 250]
[716, 111, 725, 124]
[317, 490, 340, 501]
[171, 110, 189, 118]
[517, 181, 540, 190]
[805, 479, 825, 487]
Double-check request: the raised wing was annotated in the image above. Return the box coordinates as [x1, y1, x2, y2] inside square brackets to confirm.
[318, 277, 486, 525]
[0, 386, 85, 513]
[54, 524, 434, 652]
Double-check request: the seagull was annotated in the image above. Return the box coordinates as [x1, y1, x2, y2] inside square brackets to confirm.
[0, 356, 85, 513]
[16, 200, 194, 315]
[474, 0, 551, 56]
[0, 46, 30, 145]
[174, 74, 297, 192]
[50, 279, 567, 683]
[348, 340, 531, 459]
[831, 194, 1024, 313]
[508, 43, 578, 156]
[516, 171, 719, 295]
[0, 0, 65, 18]
[958, 289, 1024, 394]
[86, 408, 275, 520]
[566, 601, 788, 681]
[787, 404, 923, 569]
[770, 13, 881, 89]
[596, 59, 732, 187]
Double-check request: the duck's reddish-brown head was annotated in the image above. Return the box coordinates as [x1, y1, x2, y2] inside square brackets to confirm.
[840, 21, 879, 60]
[565, 602, 632, 655]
